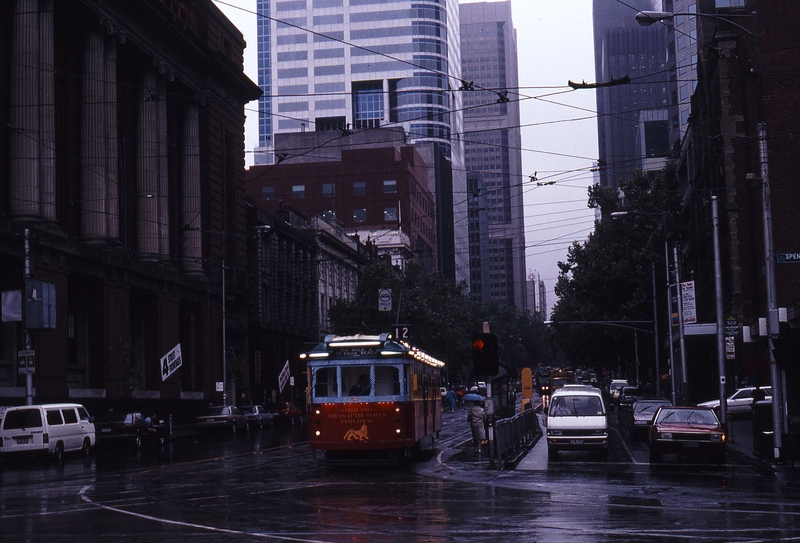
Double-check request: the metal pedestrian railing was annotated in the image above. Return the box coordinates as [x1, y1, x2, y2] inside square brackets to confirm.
[491, 408, 540, 468]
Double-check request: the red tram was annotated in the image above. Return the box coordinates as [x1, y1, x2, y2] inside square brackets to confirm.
[300, 333, 444, 462]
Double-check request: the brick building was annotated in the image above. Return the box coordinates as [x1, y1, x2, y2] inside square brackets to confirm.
[679, 1, 800, 435]
[0, 1, 260, 418]
[245, 142, 437, 273]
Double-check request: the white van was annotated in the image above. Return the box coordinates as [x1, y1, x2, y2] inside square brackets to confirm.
[546, 385, 608, 460]
[0, 403, 95, 460]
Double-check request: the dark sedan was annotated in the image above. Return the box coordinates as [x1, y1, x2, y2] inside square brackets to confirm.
[264, 401, 303, 425]
[648, 406, 726, 463]
[628, 398, 671, 439]
[241, 405, 274, 430]
[95, 411, 167, 449]
[195, 406, 249, 435]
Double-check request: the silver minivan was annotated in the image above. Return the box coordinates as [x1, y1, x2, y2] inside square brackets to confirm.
[0, 403, 95, 460]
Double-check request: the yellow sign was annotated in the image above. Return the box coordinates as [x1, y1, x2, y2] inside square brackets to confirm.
[521, 367, 533, 399]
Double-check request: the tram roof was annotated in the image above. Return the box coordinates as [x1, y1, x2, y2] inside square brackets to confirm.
[300, 333, 445, 368]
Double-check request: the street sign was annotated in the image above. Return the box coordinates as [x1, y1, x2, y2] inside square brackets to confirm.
[18, 349, 35, 375]
[776, 253, 800, 263]
[278, 360, 290, 393]
[681, 281, 697, 325]
[160, 343, 182, 381]
[378, 289, 392, 311]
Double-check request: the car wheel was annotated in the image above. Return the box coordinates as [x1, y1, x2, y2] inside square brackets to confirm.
[133, 435, 142, 449]
[231, 422, 237, 435]
[54, 442, 64, 462]
[547, 446, 559, 461]
[82, 438, 91, 457]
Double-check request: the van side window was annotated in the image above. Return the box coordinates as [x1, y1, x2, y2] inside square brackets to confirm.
[62, 408, 78, 424]
[3, 409, 42, 430]
[46, 410, 64, 425]
[77, 407, 91, 421]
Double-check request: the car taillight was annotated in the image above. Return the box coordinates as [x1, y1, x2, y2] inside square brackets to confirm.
[43, 433, 49, 444]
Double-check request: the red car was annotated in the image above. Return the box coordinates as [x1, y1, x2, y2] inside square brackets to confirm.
[264, 401, 303, 425]
[95, 411, 168, 449]
[648, 406, 726, 463]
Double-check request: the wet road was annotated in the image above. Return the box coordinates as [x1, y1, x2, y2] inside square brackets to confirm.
[2, 409, 799, 542]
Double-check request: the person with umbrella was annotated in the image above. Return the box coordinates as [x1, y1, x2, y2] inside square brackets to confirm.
[467, 401, 486, 456]
[445, 388, 458, 413]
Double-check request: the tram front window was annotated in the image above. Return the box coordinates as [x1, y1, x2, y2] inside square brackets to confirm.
[314, 368, 338, 398]
[375, 366, 400, 395]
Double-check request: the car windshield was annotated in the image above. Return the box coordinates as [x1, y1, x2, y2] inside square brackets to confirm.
[241, 407, 258, 414]
[550, 395, 604, 417]
[657, 409, 718, 425]
[635, 402, 669, 415]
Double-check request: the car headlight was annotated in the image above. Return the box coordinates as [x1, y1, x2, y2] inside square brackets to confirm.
[710, 433, 724, 442]
[660, 432, 672, 440]
[549, 429, 562, 436]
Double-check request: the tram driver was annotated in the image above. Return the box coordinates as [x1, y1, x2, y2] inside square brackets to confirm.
[350, 374, 370, 396]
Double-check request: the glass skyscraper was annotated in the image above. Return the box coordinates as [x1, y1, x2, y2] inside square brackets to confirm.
[461, 1, 527, 310]
[254, 0, 468, 284]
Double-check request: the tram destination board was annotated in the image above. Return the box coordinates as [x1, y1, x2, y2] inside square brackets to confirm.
[335, 347, 378, 357]
[777, 253, 800, 263]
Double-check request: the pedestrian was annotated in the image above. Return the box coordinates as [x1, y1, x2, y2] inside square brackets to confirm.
[751, 384, 766, 403]
[467, 402, 486, 456]
[445, 388, 457, 413]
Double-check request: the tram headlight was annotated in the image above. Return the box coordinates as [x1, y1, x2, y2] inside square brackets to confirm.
[396, 429, 401, 434]
[315, 409, 320, 415]
[315, 430, 321, 436]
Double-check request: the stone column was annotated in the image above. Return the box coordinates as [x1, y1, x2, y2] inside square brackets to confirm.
[10, 0, 40, 219]
[39, 0, 56, 222]
[182, 102, 203, 274]
[82, 26, 107, 241]
[105, 33, 119, 240]
[137, 69, 160, 257]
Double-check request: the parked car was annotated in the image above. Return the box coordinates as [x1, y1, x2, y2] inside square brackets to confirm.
[240, 405, 274, 430]
[195, 406, 248, 435]
[264, 401, 303, 425]
[648, 405, 726, 463]
[618, 386, 641, 410]
[628, 398, 672, 439]
[697, 387, 773, 418]
[0, 403, 95, 460]
[95, 411, 168, 449]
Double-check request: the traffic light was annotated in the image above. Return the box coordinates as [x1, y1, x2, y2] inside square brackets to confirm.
[472, 332, 499, 376]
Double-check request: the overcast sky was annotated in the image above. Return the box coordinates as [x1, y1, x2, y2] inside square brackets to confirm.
[214, 0, 599, 316]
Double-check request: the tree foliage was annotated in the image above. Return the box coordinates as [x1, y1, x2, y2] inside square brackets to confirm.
[328, 260, 552, 384]
[551, 165, 686, 378]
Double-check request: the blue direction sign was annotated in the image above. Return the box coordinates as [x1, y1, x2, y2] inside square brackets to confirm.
[776, 253, 800, 263]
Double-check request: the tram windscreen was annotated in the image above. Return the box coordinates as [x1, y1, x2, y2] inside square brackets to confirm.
[312, 364, 402, 399]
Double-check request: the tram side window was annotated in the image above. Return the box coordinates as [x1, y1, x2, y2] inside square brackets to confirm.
[314, 368, 338, 398]
[374, 366, 400, 396]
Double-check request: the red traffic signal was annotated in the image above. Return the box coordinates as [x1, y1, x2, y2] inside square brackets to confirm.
[471, 332, 499, 376]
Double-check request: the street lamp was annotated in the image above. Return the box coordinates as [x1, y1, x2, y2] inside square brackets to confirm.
[636, 9, 782, 458]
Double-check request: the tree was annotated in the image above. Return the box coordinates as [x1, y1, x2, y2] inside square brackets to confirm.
[551, 165, 686, 378]
[328, 260, 554, 384]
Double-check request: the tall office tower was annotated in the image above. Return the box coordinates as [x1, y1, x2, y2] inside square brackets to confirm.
[460, 1, 527, 310]
[662, 0, 741, 151]
[254, 0, 468, 283]
[593, 0, 669, 189]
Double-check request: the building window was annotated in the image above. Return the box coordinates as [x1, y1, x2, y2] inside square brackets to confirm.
[384, 207, 398, 222]
[353, 181, 366, 195]
[292, 185, 305, 198]
[353, 208, 367, 223]
[383, 179, 397, 194]
[322, 183, 335, 196]
[262, 187, 275, 200]
[353, 80, 383, 129]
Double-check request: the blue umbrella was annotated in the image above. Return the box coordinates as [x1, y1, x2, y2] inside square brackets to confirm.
[462, 393, 485, 403]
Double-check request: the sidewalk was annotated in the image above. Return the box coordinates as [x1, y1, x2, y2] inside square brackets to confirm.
[726, 417, 800, 487]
